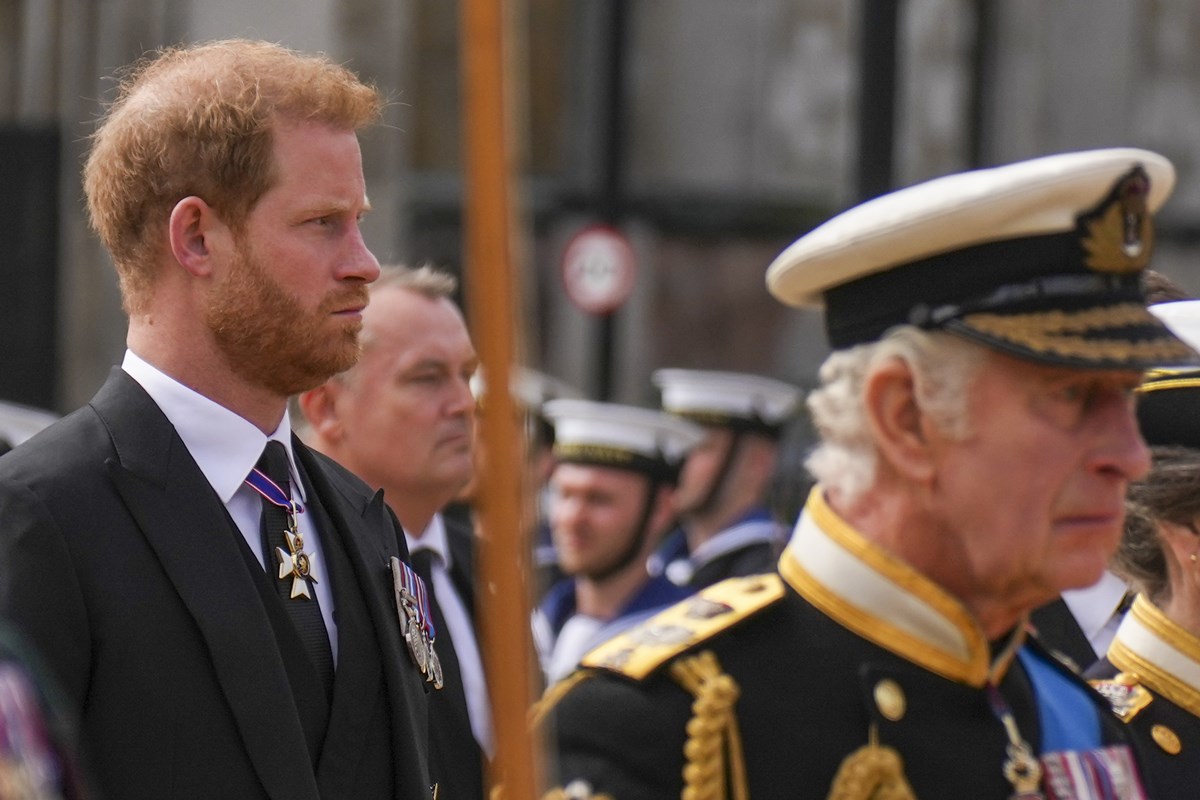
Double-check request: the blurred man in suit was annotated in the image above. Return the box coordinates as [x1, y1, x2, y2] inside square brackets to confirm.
[298, 265, 491, 800]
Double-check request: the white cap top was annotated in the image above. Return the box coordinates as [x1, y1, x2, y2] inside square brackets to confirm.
[766, 147, 1175, 308]
[543, 398, 705, 473]
[1150, 299, 1200, 359]
[652, 369, 802, 429]
[469, 366, 585, 410]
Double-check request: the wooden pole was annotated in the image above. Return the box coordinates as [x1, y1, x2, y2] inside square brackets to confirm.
[459, 0, 541, 797]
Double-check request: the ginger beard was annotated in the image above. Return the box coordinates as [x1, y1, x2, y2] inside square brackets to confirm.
[204, 239, 369, 397]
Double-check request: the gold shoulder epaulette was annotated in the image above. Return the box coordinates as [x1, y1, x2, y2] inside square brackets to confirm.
[580, 574, 785, 681]
[1089, 672, 1154, 722]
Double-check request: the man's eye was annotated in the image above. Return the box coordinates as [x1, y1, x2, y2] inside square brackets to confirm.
[1057, 385, 1084, 403]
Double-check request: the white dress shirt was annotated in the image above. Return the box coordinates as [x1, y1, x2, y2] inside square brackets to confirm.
[406, 514, 494, 757]
[122, 349, 339, 661]
[1062, 569, 1130, 660]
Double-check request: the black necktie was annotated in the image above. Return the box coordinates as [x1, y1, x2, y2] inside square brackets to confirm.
[410, 548, 469, 718]
[257, 441, 335, 697]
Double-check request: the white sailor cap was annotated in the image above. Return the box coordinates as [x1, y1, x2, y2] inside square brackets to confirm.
[652, 369, 802, 437]
[765, 148, 1195, 370]
[511, 367, 585, 411]
[469, 367, 584, 409]
[543, 398, 705, 484]
[1148, 300, 1200, 358]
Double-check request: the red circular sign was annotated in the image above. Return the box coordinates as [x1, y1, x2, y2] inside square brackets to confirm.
[561, 225, 637, 315]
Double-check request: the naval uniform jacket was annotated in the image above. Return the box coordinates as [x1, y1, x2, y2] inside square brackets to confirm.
[651, 508, 788, 591]
[542, 490, 1147, 799]
[1088, 594, 1200, 799]
[535, 574, 692, 683]
[0, 370, 432, 800]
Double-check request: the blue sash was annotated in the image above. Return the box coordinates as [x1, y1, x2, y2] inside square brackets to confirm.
[1017, 646, 1100, 752]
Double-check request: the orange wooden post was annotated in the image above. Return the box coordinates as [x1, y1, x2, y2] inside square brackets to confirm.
[459, 0, 542, 797]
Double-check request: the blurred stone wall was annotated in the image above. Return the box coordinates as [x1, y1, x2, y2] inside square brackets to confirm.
[5, 0, 1200, 412]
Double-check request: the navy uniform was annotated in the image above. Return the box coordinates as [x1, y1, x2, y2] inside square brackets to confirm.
[649, 370, 802, 590]
[1089, 596, 1200, 799]
[532, 400, 704, 682]
[1084, 362, 1200, 799]
[539, 149, 1194, 799]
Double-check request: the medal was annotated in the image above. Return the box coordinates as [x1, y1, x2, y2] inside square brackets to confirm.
[274, 523, 318, 600]
[246, 465, 316, 601]
[390, 556, 437, 678]
[428, 641, 444, 690]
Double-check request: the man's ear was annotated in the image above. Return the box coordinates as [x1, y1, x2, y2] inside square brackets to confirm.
[297, 385, 345, 443]
[862, 357, 938, 483]
[168, 196, 230, 277]
[648, 483, 679, 539]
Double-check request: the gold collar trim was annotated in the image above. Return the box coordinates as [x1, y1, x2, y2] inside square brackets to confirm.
[779, 489, 991, 686]
[1108, 594, 1200, 717]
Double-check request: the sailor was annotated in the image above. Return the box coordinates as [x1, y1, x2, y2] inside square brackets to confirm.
[648, 369, 802, 589]
[531, 399, 704, 683]
[538, 148, 1193, 799]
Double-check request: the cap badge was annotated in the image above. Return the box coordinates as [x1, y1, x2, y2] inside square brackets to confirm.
[1081, 166, 1154, 274]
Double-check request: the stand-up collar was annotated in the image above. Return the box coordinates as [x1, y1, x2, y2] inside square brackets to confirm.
[1108, 593, 1200, 717]
[779, 488, 995, 686]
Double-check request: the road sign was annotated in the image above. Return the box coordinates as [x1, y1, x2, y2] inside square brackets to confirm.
[561, 225, 636, 315]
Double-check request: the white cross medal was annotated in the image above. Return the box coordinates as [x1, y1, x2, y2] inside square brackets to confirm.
[275, 503, 319, 600]
[244, 463, 317, 601]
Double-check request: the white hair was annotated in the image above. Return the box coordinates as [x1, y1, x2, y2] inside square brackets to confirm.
[805, 327, 987, 503]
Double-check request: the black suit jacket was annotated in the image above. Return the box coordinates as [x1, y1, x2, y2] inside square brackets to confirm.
[424, 512, 487, 800]
[0, 370, 431, 800]
[1030, 596, 1099, 673]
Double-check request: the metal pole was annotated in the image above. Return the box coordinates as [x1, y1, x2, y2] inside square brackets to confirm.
[596, 0, 628, 400]
[855, 0, 900, 202]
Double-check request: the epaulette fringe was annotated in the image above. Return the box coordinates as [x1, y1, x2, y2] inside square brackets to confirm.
[670, 650, 749, 800]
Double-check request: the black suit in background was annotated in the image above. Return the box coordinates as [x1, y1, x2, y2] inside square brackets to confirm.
[1030, 596, 1099, 673]
[415, 512, 487, 800]
[0, 370, 432, 800]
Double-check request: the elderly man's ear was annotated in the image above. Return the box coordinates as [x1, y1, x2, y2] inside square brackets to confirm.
[297, 386, 345, 443]
[863, 358, 941, 484]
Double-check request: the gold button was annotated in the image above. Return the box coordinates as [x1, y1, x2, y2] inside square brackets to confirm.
[874, 679, 906, 721]
[1152, 724, 1182, 755]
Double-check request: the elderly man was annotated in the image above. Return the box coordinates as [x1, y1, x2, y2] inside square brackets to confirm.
[649, 369, 803, 589]
[533, 400, 703, 683]
[297, 265, 490, 800]
[539, 149, 1192, 799]
[0, 41, 432, 799]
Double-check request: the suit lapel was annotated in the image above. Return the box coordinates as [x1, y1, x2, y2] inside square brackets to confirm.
[294, 442, 432, 798]
[93, 372, 320, 800]
[296, 458, 383, 795]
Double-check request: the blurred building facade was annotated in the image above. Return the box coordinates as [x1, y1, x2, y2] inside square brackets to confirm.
[4, 0, 1200, 413]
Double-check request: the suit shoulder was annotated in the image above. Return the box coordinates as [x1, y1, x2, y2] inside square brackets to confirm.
[0, 407, 110, 485]
[296, 442, 376, 499]
[580, 573, 786, 681]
